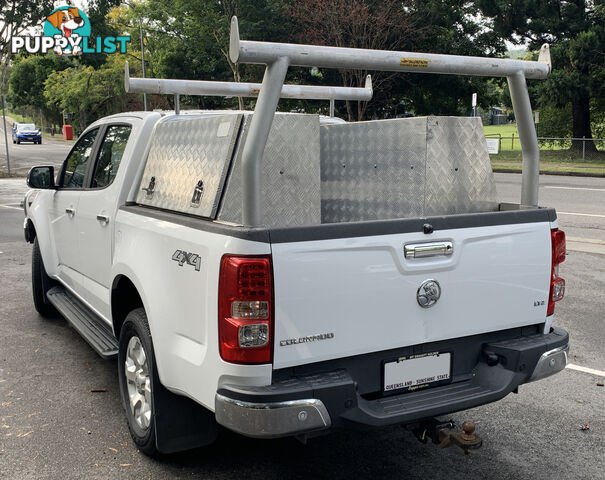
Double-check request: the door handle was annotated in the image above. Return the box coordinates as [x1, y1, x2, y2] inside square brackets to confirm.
[404, 241, 453, 259]
[65, 207, 75, 216]
[96, 214, 110, 224]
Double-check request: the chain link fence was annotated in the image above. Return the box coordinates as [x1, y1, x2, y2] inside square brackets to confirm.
[486, 135, 605, 167]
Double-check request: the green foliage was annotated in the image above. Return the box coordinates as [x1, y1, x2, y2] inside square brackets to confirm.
[285, 0, 505, 119]
[477, 0, 605, 146]
[537, 105, 573, 138]
[8, 55, 73, 109]
[79, 0, 123, 68]
[593, 107, 605, 139]
[0, 0, 55, 91]
[107, 0, 289, 110]
[393, 1, 504, 117]
[43, 55, 127, 131]
[8, 0, 600, 133]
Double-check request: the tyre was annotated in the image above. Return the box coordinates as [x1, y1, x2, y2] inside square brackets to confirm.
[118, 308, 159, 456]
[16, 139, 20, 144]
[31, 237, 58, 317]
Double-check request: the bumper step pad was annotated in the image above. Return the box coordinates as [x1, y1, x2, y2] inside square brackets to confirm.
[47, 287, 118, 359]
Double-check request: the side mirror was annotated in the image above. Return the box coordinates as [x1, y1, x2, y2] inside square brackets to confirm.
[27, 166, 55, 189]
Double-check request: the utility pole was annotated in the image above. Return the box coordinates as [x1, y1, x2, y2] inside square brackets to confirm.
[123, 1, 148, 111]
[139, 17, 148, 111]
[1, 95, 10, 175]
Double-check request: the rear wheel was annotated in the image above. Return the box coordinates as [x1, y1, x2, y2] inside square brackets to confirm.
[118, 308, 158, 456]
[31, 237, 58, 317]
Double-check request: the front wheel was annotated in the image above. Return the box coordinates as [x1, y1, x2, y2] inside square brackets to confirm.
[32, 237, 58, 317]
[118, 308, 158, 456]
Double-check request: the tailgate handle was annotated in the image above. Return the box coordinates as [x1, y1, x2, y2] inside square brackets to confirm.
[404, 241, 453, 259]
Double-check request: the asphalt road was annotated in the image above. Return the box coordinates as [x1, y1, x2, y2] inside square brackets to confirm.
[0, 117, 73, 176]
[0, 174, 604, 479]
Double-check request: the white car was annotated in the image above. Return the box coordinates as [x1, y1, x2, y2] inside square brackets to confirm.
[22, 25, 568, 456]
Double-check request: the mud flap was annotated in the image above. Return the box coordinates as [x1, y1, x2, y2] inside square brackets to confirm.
[153, 381, 219, 454]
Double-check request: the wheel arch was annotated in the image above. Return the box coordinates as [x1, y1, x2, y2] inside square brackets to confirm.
[25, 191, 61, 278]
[111, 274, 145, 338]
[24, 217, 36, 243]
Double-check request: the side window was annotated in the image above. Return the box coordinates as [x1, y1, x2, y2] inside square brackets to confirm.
[62, 128, 99, 189]
[91, 125, 132, 189]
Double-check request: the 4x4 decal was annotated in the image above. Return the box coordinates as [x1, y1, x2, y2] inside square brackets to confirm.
[172, 250, 201, 271]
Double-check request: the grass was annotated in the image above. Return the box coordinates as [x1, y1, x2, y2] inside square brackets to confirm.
[483, 124, 519, 137]
[485, 123, 605, 175]
[6, 112, 35, 124]
[491, 150, 605, 175]
[491, 161, 605, 175]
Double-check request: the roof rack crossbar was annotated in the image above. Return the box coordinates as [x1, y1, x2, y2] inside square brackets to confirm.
[124, 62, 372, 101]
[230, 34, 551, 80]
[228, 16, 551, 224]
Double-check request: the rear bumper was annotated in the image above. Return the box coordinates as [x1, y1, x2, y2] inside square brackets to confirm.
[215, 326, 569, 438]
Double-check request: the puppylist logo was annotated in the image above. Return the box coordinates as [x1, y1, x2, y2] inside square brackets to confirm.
[11, 6, 130, 56]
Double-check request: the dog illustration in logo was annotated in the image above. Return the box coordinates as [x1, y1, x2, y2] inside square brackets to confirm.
[46, 7, 85, 55]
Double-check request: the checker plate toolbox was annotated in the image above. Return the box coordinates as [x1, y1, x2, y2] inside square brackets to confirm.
[136, 112, 499, 225]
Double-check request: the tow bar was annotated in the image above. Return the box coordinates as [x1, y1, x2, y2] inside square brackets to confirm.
[412, 419, 482, 454]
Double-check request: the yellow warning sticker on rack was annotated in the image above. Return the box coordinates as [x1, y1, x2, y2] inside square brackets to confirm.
[400, 58, 429, 68]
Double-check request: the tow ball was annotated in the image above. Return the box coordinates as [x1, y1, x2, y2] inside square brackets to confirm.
[412, 419, 482, 454]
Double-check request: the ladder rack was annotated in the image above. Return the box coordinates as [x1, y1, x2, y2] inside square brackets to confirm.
[228, 16, 551, 225]
[124, 61, 372, 115]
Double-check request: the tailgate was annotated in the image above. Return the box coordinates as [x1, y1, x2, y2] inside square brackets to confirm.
[270, 213, 554, 369]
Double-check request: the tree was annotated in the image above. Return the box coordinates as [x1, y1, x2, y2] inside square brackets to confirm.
[393, 0, 505, 117]
[44, 55, 127, 130]
[7, 54, 73, 126]
[107, 0, 288, 110]
[0, 0, 54, 92]
[79, 0, 123, 68]
[288, 0, 417, 121]
[477, 0, 605, 152]
[287, 0, 504, 120]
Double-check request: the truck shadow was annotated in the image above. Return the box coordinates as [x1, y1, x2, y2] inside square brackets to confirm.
[163, 422, 492, 480]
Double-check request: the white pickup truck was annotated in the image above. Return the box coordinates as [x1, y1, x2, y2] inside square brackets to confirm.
[23, 20, 568, 456]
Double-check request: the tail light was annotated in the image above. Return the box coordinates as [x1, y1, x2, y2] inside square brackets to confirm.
[548, 229, 566, 316]
[218, 255, 273, 364]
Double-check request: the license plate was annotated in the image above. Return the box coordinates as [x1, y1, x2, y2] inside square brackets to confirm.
[383, 352, 451, 393]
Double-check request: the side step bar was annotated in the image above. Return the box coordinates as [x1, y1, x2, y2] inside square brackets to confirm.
[46, 286, 118, 359]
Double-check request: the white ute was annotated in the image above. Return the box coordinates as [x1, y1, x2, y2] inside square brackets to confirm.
[23, 18, 569, 455]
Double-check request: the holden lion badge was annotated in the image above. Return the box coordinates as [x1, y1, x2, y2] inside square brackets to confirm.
[417, 279, 441, 308]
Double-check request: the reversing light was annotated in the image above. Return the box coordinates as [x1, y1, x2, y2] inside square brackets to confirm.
[238, 323, 269, 348]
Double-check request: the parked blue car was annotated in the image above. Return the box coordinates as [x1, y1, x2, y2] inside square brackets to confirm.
[12, 123, 42, 144]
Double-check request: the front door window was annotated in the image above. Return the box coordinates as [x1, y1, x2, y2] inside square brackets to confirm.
[62, 128, 99, 188]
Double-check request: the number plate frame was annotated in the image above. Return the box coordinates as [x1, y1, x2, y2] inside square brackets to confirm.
[382, 352, 452, 394]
